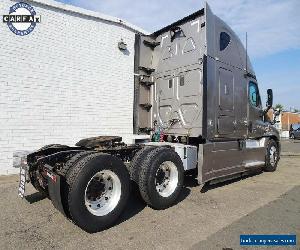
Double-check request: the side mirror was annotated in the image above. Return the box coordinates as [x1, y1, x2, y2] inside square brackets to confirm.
[266, 89, 273, 108]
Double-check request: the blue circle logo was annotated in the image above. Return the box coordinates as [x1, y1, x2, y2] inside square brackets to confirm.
[3, 2, 41, 36]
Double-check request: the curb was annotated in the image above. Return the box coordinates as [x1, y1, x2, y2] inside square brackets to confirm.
[281, 152, 300, 157]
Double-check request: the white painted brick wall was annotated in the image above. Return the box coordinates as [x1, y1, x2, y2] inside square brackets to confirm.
[0, 0, 145, 175]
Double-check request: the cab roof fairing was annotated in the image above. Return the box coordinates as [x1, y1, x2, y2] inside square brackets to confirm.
[205, 2, 255, 76]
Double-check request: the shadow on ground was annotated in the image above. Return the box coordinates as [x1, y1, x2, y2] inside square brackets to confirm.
[25, 192, 47, 204]
[23, 170, 265, 227]
[116, 176, 195, 225]
[200, 169, 263, 193]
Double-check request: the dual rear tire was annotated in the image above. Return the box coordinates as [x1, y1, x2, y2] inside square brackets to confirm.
[63, 147, 184, 232]
[64, 153, 130, 233]
[136, 147, 184, 210]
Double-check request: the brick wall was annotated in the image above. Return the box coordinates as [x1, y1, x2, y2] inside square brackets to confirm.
[0, 0, 145, 174]
[281, 112, 300, 131]
[267, 110, 300, 134]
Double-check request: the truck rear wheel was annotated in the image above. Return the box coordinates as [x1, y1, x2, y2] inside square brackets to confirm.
[264, 139, 279, 172]
[138, 147, 184, 210]
[66, 153, 130, 233]
[129, 146, 155, 183]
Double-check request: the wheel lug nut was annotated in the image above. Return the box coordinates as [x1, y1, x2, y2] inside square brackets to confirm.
[105, 197, 109, 200]
[97, 204, 100, 207]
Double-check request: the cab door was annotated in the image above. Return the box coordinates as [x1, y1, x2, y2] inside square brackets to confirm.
[217, 67, 235, 136]
[247, 81, 264, 138]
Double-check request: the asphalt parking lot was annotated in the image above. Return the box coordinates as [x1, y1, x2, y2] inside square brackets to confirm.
[0, 140, 299, 250]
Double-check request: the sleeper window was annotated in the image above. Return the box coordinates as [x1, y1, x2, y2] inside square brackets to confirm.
[220, 32, 231, 51]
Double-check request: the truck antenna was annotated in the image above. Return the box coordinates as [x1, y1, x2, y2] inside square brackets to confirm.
[245, 32, 248, 73]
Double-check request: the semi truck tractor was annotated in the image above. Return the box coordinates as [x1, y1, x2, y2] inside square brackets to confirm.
[18, 3, 280, 233]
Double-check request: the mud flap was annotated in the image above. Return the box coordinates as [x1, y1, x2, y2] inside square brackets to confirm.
[46, 170, 67, 217]
[18, 163, 29, 198]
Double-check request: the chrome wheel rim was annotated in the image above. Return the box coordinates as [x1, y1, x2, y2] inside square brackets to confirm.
[155, 161, 178, 197]
[269, 146, 278, 166]
[85, 170, 121, 216]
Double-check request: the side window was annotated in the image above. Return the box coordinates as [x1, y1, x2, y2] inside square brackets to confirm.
[249, 81, 261, 107]
[220, 32, 231, 51]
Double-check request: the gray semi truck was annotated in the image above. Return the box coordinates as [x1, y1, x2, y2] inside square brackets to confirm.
[18, 3, 280, 233]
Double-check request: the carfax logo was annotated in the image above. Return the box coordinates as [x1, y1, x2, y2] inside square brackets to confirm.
[3, 2, 41, 36]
